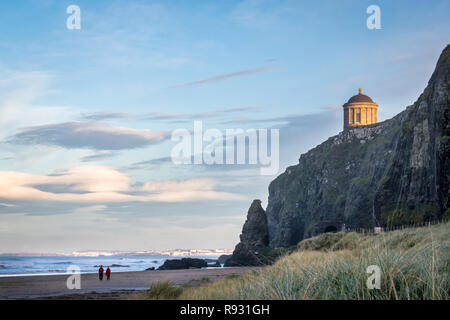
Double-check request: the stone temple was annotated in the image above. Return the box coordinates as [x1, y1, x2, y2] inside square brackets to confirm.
[343, 88, 378, 130]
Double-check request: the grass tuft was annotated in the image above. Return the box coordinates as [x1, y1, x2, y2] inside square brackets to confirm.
[129, 280, 183, 300]
[179, 223, 449, 300]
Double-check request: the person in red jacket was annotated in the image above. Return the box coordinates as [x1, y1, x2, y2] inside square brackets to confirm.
[98, 265, 104, 280]
[106, 267, 111, 280]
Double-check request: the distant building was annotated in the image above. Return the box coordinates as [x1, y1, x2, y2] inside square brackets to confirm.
[343, 88, 378, 130]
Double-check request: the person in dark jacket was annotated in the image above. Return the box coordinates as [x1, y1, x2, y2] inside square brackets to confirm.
[98, 265, 104, 280]
[106, 267, 111, 280]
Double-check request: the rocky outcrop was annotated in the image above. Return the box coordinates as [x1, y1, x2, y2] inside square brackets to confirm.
[157, 258, 207, 270]
[225, 200, 270, 266]
[217, 254, 231, 265]
[229, 45, 450, 255]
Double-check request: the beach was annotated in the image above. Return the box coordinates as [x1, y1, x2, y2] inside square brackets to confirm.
[0, 267, 261, 300]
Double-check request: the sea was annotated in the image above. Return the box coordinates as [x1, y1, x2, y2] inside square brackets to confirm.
[0, 255, 219, 277]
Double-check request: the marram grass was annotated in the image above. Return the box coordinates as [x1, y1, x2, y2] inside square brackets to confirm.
[178, 223, 449, 300]
[129, 279, 183, 300]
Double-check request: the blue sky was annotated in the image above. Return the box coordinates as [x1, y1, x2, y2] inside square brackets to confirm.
[0, 0, 449, 253]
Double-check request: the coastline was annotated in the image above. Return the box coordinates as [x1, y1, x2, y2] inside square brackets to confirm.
[0, 266, 226, 278]
[0, 267, 261, 300]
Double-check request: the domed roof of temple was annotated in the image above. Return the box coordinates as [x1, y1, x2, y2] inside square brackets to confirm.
[346, 88, 374, 104]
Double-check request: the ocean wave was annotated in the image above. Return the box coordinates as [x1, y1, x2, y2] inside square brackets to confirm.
[0, 257, 22, 261]
[54, 261, 73, 265]
[110, 264, 130, 268]
[94, 264, 130, 268]
[0, 264, 7, 269]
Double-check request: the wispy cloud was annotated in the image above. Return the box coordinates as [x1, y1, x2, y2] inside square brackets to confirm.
[143, 112, 217, 121]
[170, 66, 281, 88]
[0, 166, 245, 203]
[79, 112, 131, 121]
[0, 70, 75, 139]
[388, 53, 419, 63]
[0, 203, 16, 208]
[80, 151, 117, 162]
[127, 156, 173, 170]
[217, 106, 264, 113]
[8, 122, 170, 151]
[231, 0, 293, 28]
[220, 115, 289, 125]
[78, 107, 267, 125]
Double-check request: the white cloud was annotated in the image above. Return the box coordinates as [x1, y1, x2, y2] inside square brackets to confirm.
[0, 70, 75, 139]
[0, 203, 16, 208]
[0, 165, 245, 203]
[8, 122, 170, 150]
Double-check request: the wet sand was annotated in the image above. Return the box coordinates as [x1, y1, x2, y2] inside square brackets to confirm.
[0, 267, 261, 300]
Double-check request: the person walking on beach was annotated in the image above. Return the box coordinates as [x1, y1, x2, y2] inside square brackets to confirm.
[106, 267, 111, 280]
[98, 265, 104, 281]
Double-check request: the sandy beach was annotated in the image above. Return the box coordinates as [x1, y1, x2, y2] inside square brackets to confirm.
[0, 267, 261, 300]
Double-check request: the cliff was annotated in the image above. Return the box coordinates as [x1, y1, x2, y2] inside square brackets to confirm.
[225, 200, 270, 266]
[226, 45, 450, 265]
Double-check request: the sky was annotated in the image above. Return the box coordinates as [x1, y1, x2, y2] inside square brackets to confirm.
[0, 0, 449, 253]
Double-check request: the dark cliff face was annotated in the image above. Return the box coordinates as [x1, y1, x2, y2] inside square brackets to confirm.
[267, 45, 450, 248]
[229, 45, 450, 258]
[225, 200, 269, 266]
[265, 114, 408, 247]
[373, 46, 450, 226]
[266, 45, 450, 247]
